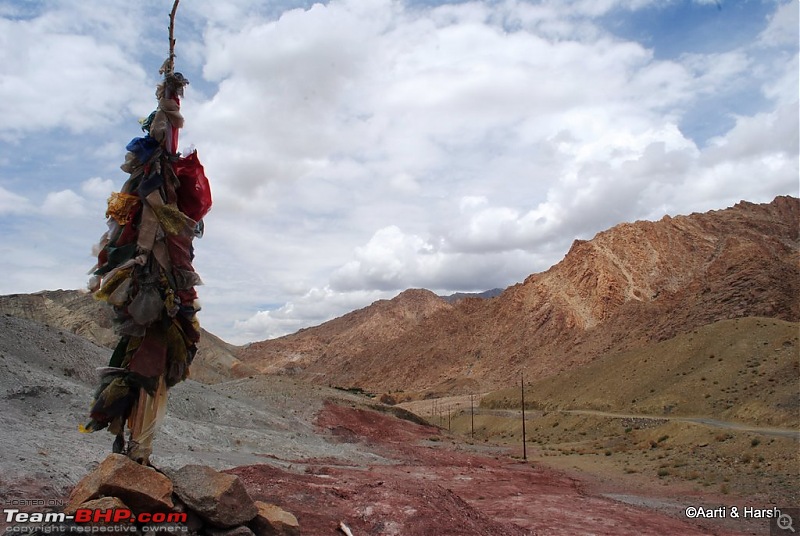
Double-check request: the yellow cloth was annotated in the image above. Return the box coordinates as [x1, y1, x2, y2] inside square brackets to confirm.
[153, 203, 196, 236]
[94, 268, 132, 303]
[106, 192, 141, 225]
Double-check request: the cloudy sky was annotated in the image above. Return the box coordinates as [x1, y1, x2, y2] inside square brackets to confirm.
[0, 0, 797, 344]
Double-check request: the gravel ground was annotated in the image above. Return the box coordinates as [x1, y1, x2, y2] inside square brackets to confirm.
[0, 314, 384, 503]
[0, 314, 762, 535]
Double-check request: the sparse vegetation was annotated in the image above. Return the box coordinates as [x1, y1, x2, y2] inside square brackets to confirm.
[333, 386, 375, 398]
[403, 323, 800, 506]
[479, 318, 799, 430]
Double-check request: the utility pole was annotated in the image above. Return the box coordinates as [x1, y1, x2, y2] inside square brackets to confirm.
[521, 373, 527, 461]
[470, 393, 475, 439]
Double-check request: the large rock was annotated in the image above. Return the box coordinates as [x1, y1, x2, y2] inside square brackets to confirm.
[70, 497, 130, 525]
[78, 496, 129, 511]
[66, 454, 173, 514]
[170, 465, 258, 528]
[249, 501, 299, 536]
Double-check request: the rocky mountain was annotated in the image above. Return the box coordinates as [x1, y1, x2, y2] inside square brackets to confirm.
[240, 196, 799, 396]
[440, 288, 504, 303]
[0, 289, 247, 384]
[239, 288, 453, 379]
[0, 290, 119, 348]
[1, 198, 796, 535]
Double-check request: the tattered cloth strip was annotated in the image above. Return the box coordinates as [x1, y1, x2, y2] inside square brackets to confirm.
[82, 68, 211, 465]
[94, 267, 132, 304]
[126, 136, 160, 165]
[153, 203, 196, 236]
[150, 95, 184, 152]
[106, 192, 141, 225]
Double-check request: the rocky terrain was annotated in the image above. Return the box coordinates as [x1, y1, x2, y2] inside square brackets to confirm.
[483, 317, 799, 429]
[240, 196, 799, 396]
[1, 196, 797, 535]
[5, 196, 796, 400]
[2, 313, 770, 536]
[0, 314, 374, 491]
[441, 288, 504, 303]
[396, 316, 799, 514]
[0, 289, 251, 384]
[61, 454, 301, 536]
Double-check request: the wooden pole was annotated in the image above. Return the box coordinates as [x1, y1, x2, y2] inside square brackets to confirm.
[470, 394, 475, 439]
[166, 0, 181, 74]
[521, 373, 527, 461]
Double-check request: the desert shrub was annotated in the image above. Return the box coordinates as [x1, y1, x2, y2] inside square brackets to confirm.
[379, 393, 397, 405]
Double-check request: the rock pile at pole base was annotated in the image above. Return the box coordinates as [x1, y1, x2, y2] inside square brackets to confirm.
[61, 454, 299, 536]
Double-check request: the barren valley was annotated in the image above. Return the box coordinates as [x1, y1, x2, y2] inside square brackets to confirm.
[1, 196, 798, 535]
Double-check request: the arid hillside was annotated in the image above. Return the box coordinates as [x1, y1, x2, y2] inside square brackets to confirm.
[1, 198, 796, 536]
[239, 287, 456, 379]
[240, 196, 800, 395]
[1, 313, 758, 535]
[0, 289, 248, 384]
[481, 316, 800, 428]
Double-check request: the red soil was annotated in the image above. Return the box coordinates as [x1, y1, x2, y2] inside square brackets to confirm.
[229, 402, 753, 535]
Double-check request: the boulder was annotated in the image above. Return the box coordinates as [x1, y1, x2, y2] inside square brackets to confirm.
[249, 501, 299, 536]
[171, 496, 205, 533]
[68, 496, 130, 525]
[170, 465, 258, 528]
[66, 454, 173, 514]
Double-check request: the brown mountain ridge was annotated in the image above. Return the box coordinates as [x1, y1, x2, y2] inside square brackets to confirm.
[0, 289, 249, 384]
[239, 195, 800, 396]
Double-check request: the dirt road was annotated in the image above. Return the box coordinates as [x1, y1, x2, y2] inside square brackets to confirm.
[400, 395, 800, 440]
[559, 409, 800, 439]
